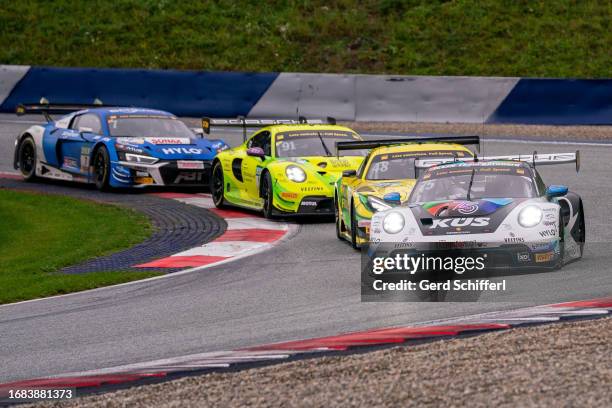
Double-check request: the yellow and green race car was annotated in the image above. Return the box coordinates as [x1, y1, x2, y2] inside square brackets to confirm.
[334, 136, 479, 248]
[205, 118, 366, 218]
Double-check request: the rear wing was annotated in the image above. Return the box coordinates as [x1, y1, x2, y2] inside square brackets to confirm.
[335, 135, 480, 153]
[15, 98, 106, 122]
[415, 151, 580, 172]
[202, 116, 337, 141]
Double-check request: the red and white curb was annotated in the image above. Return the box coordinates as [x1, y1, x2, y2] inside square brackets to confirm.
[2, 297, 610, 398]
[135, 192, 292, 269]
[0, 171, 21, 180]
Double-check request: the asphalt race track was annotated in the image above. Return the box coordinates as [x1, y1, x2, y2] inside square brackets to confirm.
[0, 114, 611, 383]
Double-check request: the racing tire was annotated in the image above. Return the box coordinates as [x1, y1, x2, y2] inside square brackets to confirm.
[576, 201, 586, 257]
[17, 136, 37, 181]
[350, 202, 360, 250]
[211, 161, 226, 209]
[93, 146, 111, 191]
[556, 210, 565, 269]
[334, 193, 343, 240]
[261, 171, 274, 219]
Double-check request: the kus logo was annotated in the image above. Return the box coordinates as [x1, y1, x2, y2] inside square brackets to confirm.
[162, 147, 203, 155]
[429, 217, 490, 229]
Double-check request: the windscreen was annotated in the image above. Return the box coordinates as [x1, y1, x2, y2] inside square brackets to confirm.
[107, 115, 194, 138]
[410, 164, 537, 202]
[366, 150, 471, 180]
[275, 130, 365, 157]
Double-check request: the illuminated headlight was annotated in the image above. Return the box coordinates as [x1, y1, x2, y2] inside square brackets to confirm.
[368, 196, 392, 212]
[285, 165, 306, 182]
[383, 211, 405, 234]
[124, 153, 158, 165]
[518, 205, 543, 228]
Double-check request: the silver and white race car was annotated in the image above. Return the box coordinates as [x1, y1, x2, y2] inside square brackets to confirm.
[369, 153, 585, 269]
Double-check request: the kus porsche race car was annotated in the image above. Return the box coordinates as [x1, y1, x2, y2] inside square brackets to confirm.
[370, 153, 585, 270]
[205, 117, 366, 217]
[13, 103, 229, 190]
[335, 136, 478, 248]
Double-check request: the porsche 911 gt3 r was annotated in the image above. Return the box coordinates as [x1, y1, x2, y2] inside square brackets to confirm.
[205, 117, 366, 218]
[13, 104, 229, 190]
[334, 136, 478, 249]
[370, 153, 584, 271]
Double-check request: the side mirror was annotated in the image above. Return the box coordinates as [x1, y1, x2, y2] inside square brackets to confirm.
[78, 127, 94, 139]
[342, 169, 357, 177]
[192, 128, 205, 138]
[247, 147, 265, 158]
[546, 185, 568, 198]
[383, 192, 401, 204]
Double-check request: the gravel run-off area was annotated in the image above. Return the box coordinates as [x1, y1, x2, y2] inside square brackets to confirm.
[37, 317, 611, 408]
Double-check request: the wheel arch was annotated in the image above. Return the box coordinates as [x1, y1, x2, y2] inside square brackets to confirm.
[14, 132, 34, 169]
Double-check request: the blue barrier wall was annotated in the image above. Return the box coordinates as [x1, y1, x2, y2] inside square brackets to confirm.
[0, 66, 278, 117]
[488, 79, 612, 125]
[0, 65, 610, 124]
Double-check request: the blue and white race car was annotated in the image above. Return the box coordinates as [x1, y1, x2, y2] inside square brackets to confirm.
[13, 104, 229, 190]
[369, 153, 585, 270]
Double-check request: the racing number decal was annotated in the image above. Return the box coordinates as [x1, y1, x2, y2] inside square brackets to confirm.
[277, 141, 297, 155]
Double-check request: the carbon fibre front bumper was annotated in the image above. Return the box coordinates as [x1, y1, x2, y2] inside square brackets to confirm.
[114, 160, 212, 187]
[272, 195, 334, 216]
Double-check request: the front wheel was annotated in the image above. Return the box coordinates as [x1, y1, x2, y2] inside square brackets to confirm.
[18, 136, 37, 181]
[350, 202, 360, 250]
[210, 161, 226, 208]
[93, 147, 111, 191]
[261, 171, 274, 219]
[335, 193, 343, 240]
[556, 210, 565, 269]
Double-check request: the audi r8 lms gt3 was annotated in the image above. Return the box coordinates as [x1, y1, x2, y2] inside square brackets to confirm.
[370, 153, 585, 271]
[205, 117, 366, 218]
[13, 104, 229, 190]
[335, 136, 478, 249]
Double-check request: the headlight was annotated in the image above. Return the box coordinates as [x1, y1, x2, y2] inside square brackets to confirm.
[368, 196, 392, 212]
[383, 211, 405, 234]
[123, 153, 158, 165]
[518, 205, 543, 228]
[286, 165, 306, 182]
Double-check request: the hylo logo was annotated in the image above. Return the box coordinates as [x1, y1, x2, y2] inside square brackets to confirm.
[162, 147, 203, 155]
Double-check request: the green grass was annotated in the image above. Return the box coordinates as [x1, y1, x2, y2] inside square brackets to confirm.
[0, 0, 609, 77]
[0, 189, 159, 304]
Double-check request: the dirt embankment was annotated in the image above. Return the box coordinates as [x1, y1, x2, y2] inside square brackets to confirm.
[40, 317, 611, 408]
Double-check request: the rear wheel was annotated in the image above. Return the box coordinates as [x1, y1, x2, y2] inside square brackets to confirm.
[211, 161, 226, 208]
[93, 147, 110, 191]
[18, 136, 37, 181]
[576, 202, 586, 256]
[350, 202, 359, 250]
[261, 171, 274, 219]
